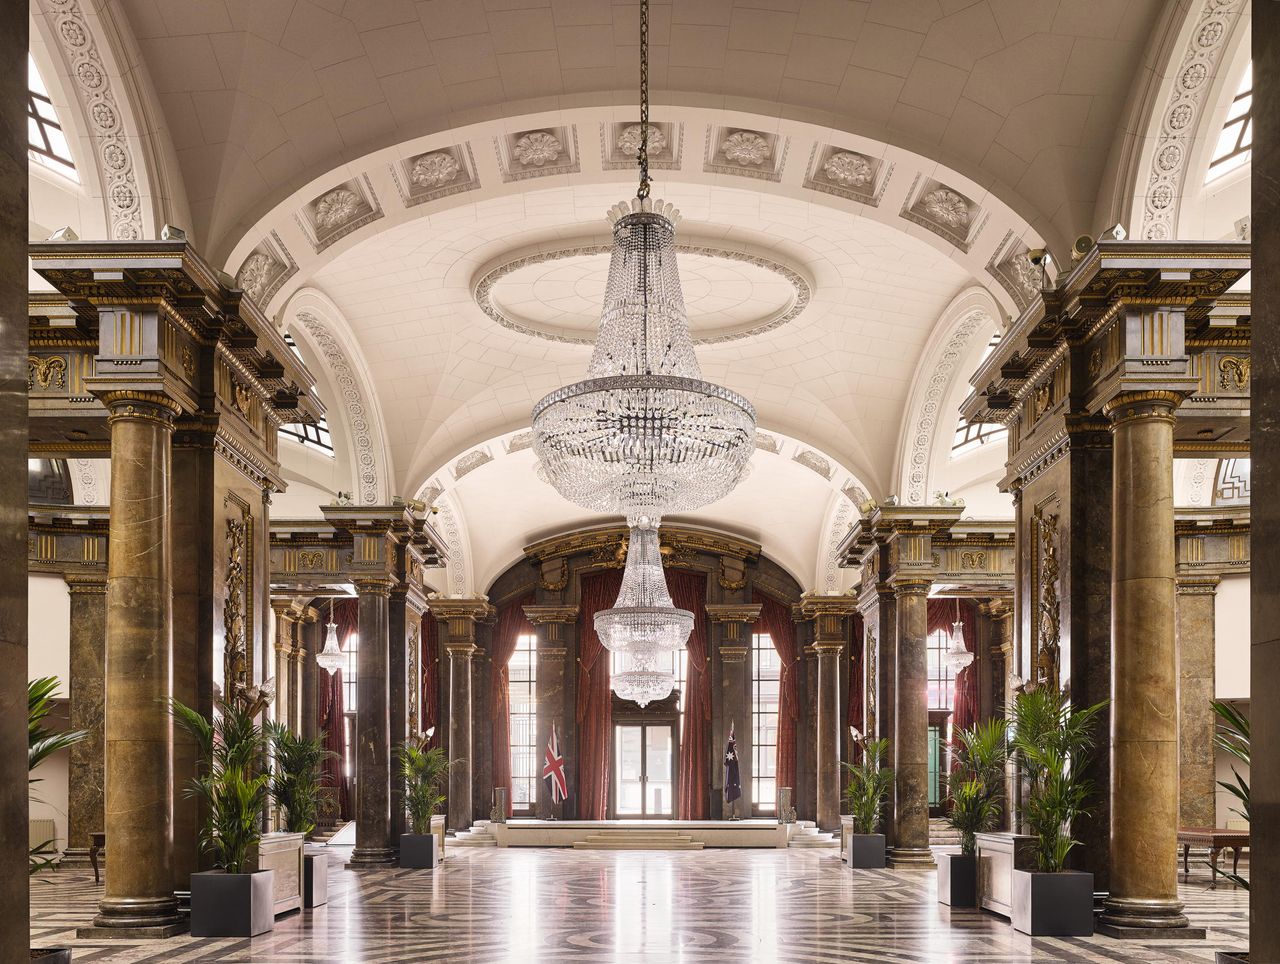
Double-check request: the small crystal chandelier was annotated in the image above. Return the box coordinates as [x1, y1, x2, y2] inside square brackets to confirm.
[315, 599, 345, 674]
[595, 517, 693, 661]
[945, 601, 973, 672]
[611, 651, 675, 708]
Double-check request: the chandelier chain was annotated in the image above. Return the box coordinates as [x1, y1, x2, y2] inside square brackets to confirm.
[637, 0, 651, 200]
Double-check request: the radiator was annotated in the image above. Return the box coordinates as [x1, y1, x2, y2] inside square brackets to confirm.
[29, 818, 58, 852]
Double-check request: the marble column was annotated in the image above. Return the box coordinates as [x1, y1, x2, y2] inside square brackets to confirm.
[889, 580, 933, 868]
[387, 587, 410, 842]
[63, 575, 108, 866]
[271, 602, 295, 734]
[299, 608, 320, 742]
[90, 393, 184, 935]
[983, 598, 1018, 832]
[1176, 577, 1219, 829]
[1098, 392, 1192, 935]
[1254, 6, 1280, 952]
[349, 578, 394, 865]
[0, 10, 29, 955]
[524, 606, 577, 819]
[447, 642, 475, 832]
[815, 641, 842, 832]
[706, 604, 759, 817]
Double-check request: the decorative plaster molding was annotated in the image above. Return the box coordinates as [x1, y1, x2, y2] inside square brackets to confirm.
[822, 498, 855, 593]
[453, 448, 492, 480]
[793, 450, 833, 480]
[1136, 0, 1247, 240]
[44, 0, 144, 240]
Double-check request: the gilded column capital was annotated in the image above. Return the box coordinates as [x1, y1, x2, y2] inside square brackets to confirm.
[353, 577, 396, 596]
[428, 598, 495, 623]
[523, 604, 579, 625]
[64, 573, 107, 594]
[720, 644, 749, 663]
[1102, 390, 1182, 426]
[445, 642, 478, 660]
[539, 646, 568, 663]
[705, 603, 763, 624]
[100, 390, 182, 428]
[800, 593, 858, 647]
[891, 578, 932, 598]
[1176, 575, 1221, 595]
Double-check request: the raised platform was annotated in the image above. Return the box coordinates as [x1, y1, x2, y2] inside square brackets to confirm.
[488, 818, 790, 849]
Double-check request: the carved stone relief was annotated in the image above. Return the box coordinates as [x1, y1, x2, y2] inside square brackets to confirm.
[1031, 504, 1061, 688]
[222, 495, 254, 702]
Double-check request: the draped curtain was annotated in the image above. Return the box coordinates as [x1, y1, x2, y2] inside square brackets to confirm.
[927, 598, 979, 781]
[577, 570, 624, 819]
[668, 570, 710, 819]
[421, 612, 441, 750]
[847, 612, 864, 763]
[316, 598, 359, 821]
[491, 593, 536, 817]
[753, 590, 799, 799]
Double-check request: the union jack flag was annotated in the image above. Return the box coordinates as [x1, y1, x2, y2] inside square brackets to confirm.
[543, 722, 568, 804]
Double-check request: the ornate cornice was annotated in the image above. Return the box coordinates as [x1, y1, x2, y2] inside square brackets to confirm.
[522, 604, 579, 625]
[429, 598, 496, 623]
[704, 603, 763, 624]
[524, 523, 761, 564]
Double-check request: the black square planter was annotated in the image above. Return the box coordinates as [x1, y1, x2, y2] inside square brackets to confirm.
[1215, 953, 1248, 963]
[190, 870, 276, 938]
[31, 951, 72, 964]
[937, 852, 977, 907]
[304, 852, 328, 908]
[1011, 869, 1093, 936]
[400, 833, 440, 869]
[847, 833, 886, 869]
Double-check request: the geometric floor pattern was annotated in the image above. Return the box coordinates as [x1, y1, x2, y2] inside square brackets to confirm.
[31, 848, 1250, 962]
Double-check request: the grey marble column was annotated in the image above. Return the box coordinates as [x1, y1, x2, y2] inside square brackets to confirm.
[387, 588, 410, 842]
[63, 575, 107, 865]
[0, 9, 29, 956]
[349, 579, 394, 865]
[524, 607, 577, 819]
[90, 393, 184, 935]
[1099, 392, 1192, 935]
[889, 580, 934, 868]
[447, 643, 475, 831]
[1176, 577, 1219, 829]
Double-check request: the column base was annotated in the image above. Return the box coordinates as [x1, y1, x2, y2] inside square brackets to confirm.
[1097, 896, 1203, 939]
[347, 847, 396, 867]
[887, 847, 936, 869]
[81, 897, 185, 938]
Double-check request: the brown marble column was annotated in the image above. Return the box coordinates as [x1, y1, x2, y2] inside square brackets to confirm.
[349, 578, 394, 865]
[447, 641, 475, 832]
[799, 599, 853, 832]
[0, 11, 28, 955]
[272, 602, 295, 734]
[889, 579, 933, 868]
[983, 598, 1018, 832]
[525, 606, 578, 819]
[706, 604, 760, 816]
[63, 575, 108, 866]
[299, 608, 320, 742]
[387, 587, 411, 842]
[89, 393, 184, 935]
[1176, 577, 1219, 829]
[1098, 392, 1193, 935]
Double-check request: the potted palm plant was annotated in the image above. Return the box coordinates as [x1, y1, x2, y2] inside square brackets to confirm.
[170, 696, 275, 937]
[267, 722, 333, 907]
[1211, 699, 1249, 964]
[29, 677, 87, 964]
[1008, 685, 1107, 936]
[398, 736, 450, 869]
[841, 736, 893, 869]
[938, 719, 1007, 907]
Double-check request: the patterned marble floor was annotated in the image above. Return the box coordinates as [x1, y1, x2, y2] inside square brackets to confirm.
[31, 848, 1249, 963]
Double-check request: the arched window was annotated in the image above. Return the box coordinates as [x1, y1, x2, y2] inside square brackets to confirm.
[952, 415, 1007, 458]
[751, 631, 779, 812]
[1207, 62, 1252, 183]
[28, 54, 77, 182]
[278, 334, 334, 454]
[509, 632, 537, 810]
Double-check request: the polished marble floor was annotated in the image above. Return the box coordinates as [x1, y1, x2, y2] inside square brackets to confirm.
[31, 847, 1249, 963]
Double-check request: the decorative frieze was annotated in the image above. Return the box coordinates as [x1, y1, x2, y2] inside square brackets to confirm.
[803, 144, 892, 206]
[496, 126, 580, 181]
[234, 232, 296, 308]
[704, 126, 788, 182]
[391, 144, 480, 208]
[601, 121, 681, 172]
[297, 176, 383, 253]
[901, 175, 986, 252]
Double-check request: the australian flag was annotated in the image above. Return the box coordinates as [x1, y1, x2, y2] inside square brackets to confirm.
[723, 722, 741, 804]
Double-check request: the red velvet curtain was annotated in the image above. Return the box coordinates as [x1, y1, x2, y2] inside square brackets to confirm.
[928, 598, 979, 782]
[754, 590, 799, 799]
[421, 612, 441, 750]
[577, 570, 624, 819]
[491, 593, 535, 817]
[316, 597, 358, 821]
[847, 612, 864, 763]
[668, 570, 710, 819]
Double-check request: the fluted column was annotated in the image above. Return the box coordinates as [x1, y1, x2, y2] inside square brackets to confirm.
[349, 578, 394, 865]
[62, 575, 107, 866]
[524, 606, 578, 819]
[271, 602, 295, 734]
[889, 579, 933, 868]
[1176, 576, 1219, 829]
[1099, 391, 1192, 935]
[91, 393, 184, 935]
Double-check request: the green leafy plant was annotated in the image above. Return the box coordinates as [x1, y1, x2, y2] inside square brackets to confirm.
[169, 696, 271, 875]
[946, 719, 1009, 854]
[1211, 699, 1249, 890]
[1010, 685, 1107, 873]
[841, 736, 893, 835]
[399, 736, 450, 835]
[28, 677, 89, 874]
[266, 722, 333, 836]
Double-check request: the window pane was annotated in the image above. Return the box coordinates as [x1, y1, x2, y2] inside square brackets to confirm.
[752, 632, 779, 813]
[509, 633, 537, 812]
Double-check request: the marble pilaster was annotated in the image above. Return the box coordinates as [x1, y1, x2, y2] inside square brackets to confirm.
[800, 597, 856, 832]
[63, 575, 107, 865]
[889, 579, 934, 868]
[706, 603, 761, 816]
[1176, 576, 1219, 830]
[90, 393, 184, 935]
[524, 606, 579, 819]
[299, 608, 320, 742]
[272, 602, 295, 734]
[1099, 392, 1192, 935]
[432, 599, 494, 831]
[350, 578, 394, 865]
[981, 598, 1018, 832]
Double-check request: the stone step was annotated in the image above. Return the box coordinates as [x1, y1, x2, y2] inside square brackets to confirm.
[581, 834, 697, 844]
[789, 837, 841, 848]
[572, 840, 705, 850]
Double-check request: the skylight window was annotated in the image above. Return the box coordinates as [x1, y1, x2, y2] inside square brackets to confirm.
[278, 333, 335, 455]
[952, 415, 1007, 458]
[28, 55, 78, 182]
[1207, 62, 1251, 182]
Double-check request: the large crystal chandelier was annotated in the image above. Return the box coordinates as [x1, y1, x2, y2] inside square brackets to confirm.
[315, 598, 345, 674]
[531, 0, 755, 705]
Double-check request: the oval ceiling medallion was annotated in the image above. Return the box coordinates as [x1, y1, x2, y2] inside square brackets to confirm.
[473, 239, 812, 345]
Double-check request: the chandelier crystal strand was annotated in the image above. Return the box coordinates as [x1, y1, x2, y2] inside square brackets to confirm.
[594, 518, 694, 658]
[612, 652, 675, 708]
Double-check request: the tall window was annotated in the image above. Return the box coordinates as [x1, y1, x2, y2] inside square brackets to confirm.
[509, 632, 537, 811]
[1208, 62, 1252, 182]
[927, 628, 955, 711]
[342, 633, 359, 778]
[28, 55, 77, 181]
[752, 632, 779, 813]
